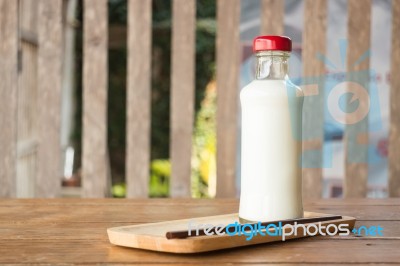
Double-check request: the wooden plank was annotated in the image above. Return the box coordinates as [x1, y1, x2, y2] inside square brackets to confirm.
[0, 200, 399, 223]
[0, 199, 400, 263]
[19, 0, 39, 33]
[17, 0, 39, 198]
[0, 239, 400, 264]
[3, 238, 400, 264]
[2, 198, 400, 223]
[344, 0, 371, 198]
[216, 0, 240, 198]
[82, 0, 109, 197]
[389, 0, 400, 197]
[1, 197, 400, 207]
[3, 219, 400, 241]
[16, 43, 38, 198]
[125, 0, 152, 198]
[36, 0, 63, 197]
[0, 0, 18, 197]
[0, 198, 400, 208]
[301, 0, 327, 199]
[260, 0, 284, 35]
[170, 0, 196, 197]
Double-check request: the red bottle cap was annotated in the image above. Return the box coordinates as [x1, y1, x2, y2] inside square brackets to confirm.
[253, 36, 292, 52]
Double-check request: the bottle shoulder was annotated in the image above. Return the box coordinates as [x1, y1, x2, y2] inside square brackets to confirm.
[241, 79, 303, 97]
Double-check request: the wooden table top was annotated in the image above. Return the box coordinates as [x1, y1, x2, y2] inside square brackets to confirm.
[0, 198, 399, 264]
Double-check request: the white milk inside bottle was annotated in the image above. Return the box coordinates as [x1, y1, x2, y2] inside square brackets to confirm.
[239, 36, 304, 222]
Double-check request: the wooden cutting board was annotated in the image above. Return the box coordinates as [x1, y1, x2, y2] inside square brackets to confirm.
[107, 212, 356, 253]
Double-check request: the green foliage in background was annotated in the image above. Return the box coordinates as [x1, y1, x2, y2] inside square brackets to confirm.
[150, 0, 217, 159]
[112, 183, 126, 198]
[112, 159, 171, 198]
[75, 0, 216, 197]
[191, 82, 217, 198]
[149, 160, 171, 197]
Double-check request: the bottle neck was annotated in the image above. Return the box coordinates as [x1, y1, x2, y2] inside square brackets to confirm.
[255, 51, 290, 80]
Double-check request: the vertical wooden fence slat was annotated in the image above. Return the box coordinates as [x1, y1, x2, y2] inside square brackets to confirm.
[126, 0, 152, 198]
[82, 0, 108, 197]
[0, 0, 18, 197]
[36, 0, 63, 197]
[216, 0, 240, 198]
[344, 0, 371, 198]
[170, 0, 196, 197]
[260, 0, 284, 35]
[17, 0, 39, 198]
[20, 0, 38, 32]
[302, 0, 327, 199]
[389, 0, 400, 197]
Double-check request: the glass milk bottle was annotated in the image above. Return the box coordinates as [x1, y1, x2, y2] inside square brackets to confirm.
[239, 36, 304, 222]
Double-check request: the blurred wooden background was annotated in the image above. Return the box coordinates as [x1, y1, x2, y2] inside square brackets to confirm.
[0, 0, 399, 198]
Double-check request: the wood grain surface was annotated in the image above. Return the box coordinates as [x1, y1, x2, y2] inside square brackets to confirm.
[126, 0, 152, 198]
[36, 0, 63, 197]
[344, 0, 371, 198]
[82, 0, 109, 197]
[17, 0, 39, 198]
[0, 198, 399, 264]
[170, 0, 196, 197]
[389, 0, 400, 197]
[302, 0, 327, 199]
[260, 0, 284, 35]
[0, 0, 18, 197]
[216, 0, 241, 198]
